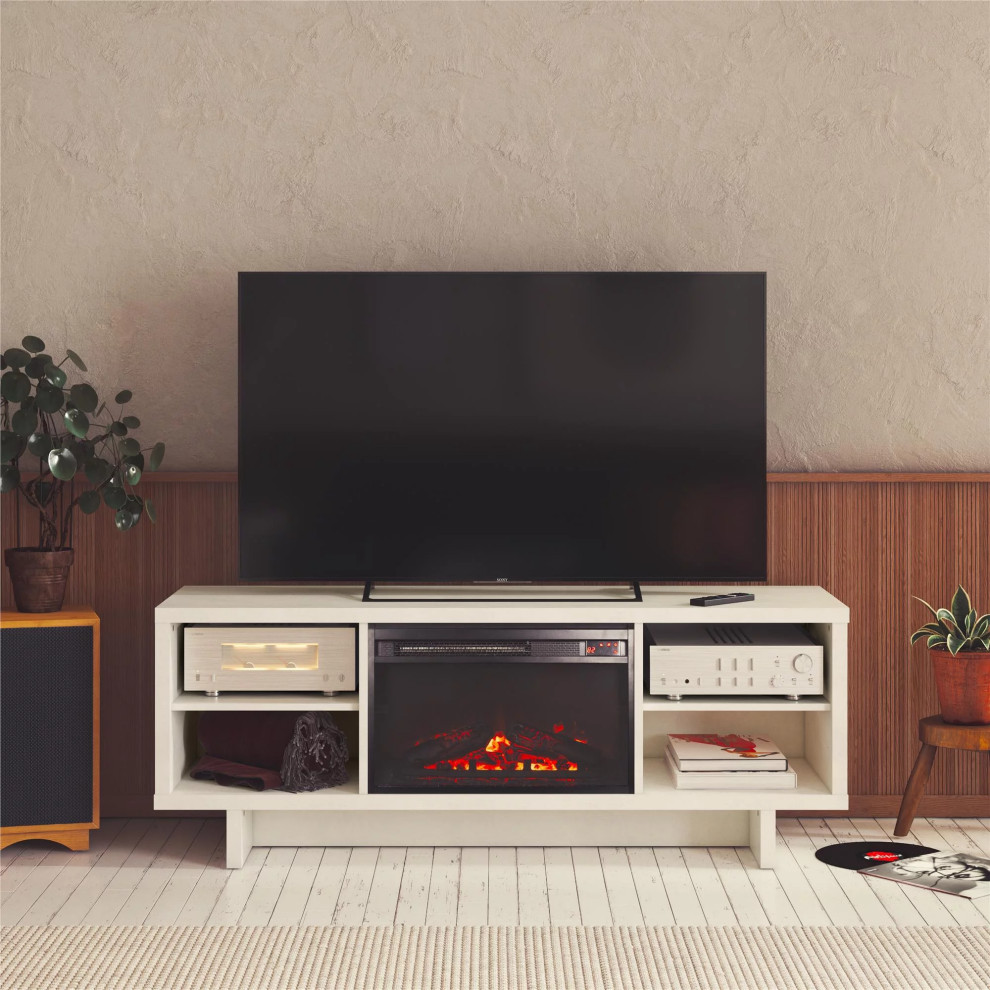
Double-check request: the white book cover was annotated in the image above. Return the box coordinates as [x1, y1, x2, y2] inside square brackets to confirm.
[860, 852, 990, 899]
[664, 747, 796, 789]
[667, 733, 788, 771]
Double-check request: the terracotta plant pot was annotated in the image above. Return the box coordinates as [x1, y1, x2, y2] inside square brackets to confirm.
[930, 648, 990, 725]
[4, 547, 74, 613]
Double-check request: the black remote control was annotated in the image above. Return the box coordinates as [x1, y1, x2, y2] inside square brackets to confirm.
[689, 592, 755, 607]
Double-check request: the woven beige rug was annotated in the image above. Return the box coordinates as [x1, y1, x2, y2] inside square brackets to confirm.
[2, 925, 988, 990]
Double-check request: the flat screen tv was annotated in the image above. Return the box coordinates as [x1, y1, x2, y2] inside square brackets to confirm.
[239, 272, 766, 583]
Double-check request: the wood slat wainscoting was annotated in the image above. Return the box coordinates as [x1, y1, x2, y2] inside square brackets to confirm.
[1, 473, 988, 818]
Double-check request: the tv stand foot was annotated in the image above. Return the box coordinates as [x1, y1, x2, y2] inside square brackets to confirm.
[226, 810, 254, 868]
[749, 809, 775, 868]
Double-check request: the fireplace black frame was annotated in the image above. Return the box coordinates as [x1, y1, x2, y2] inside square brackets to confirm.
[368, 624, 635, 795]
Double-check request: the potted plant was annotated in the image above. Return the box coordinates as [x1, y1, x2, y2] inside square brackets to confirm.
[1, 335, 165, 612]
[911, 585, 990, 725]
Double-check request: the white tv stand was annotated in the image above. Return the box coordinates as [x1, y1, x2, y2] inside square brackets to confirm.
[155, 585, 848, 868]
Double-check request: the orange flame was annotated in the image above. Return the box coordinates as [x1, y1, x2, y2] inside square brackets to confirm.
[486, 733, 510, 753]
[421, 726, 584, 774]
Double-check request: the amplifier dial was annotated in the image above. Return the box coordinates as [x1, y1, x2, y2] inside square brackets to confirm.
[792, 654, 813, 673]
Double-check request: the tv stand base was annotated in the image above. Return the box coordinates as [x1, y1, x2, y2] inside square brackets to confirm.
[223, 808, 778, 869]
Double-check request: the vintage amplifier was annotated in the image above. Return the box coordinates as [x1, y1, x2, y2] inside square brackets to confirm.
[183, 626, 356, 696]
[646, 624, 824, 700]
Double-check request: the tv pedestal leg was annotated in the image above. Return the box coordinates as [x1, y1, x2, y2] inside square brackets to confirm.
[749, 810, 775, 868]
[226, 810, 254, 869]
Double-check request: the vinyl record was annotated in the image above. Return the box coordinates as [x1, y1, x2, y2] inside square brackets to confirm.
[815, 841, 938, 871]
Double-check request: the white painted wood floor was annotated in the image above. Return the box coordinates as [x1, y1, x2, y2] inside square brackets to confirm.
[2, 818, 988, 928]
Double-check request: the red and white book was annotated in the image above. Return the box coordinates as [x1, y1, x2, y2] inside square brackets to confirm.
[666, 733, 788, 772]
[664, 747, 796, 789]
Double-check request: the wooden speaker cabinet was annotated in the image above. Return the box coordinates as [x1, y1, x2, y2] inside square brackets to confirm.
[1, 609, 99, 851]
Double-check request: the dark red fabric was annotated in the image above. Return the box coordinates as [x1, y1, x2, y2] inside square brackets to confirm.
[197, 711, 300, 771]
[189, 755, 282, 791]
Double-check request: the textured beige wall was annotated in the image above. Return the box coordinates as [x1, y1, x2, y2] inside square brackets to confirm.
[2, 1, 987, 471]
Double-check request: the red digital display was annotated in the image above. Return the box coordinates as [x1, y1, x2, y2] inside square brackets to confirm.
[586, 641, 622, 656]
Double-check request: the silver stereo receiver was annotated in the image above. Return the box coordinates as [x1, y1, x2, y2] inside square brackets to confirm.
[646, 624, 824, 700]
[183, 626, 356, 696]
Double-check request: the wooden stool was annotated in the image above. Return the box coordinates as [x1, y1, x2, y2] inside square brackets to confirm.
[894, 716, 990, 836]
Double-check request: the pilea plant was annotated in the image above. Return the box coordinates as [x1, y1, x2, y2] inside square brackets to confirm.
[911, 585, 990, 656]
[1, 334, 165, 549]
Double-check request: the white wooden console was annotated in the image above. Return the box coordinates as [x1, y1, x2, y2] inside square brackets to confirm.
[155, 585, 848, 868]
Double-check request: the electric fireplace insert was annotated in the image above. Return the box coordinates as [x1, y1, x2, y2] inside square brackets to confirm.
[370, 625, 633, 793]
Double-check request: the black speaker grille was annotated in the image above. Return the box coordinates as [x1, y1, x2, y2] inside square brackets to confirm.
[1, 625, 93, 827]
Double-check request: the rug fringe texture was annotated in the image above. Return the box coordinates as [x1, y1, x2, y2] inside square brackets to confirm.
[3, 925, 988, 990]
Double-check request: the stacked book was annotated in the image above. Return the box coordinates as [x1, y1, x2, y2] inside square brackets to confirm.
[665, 733, 796, 788]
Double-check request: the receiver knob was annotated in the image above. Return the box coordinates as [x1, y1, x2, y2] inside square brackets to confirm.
[792, 654, 813, 673]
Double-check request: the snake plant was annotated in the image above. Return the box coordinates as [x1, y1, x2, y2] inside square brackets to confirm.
[911, 585, 990, 655]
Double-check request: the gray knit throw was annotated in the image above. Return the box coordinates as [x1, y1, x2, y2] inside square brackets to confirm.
[280, 712, 350, 792]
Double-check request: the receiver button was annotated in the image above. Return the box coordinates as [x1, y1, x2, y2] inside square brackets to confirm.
[793, 654, 813, 673]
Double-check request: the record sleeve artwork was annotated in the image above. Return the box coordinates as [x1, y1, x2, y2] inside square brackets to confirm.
[860, 852, 990, 899]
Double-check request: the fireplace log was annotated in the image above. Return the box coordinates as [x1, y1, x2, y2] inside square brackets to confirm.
[510, 722, 605, 764]
[402, 723, 491, 765]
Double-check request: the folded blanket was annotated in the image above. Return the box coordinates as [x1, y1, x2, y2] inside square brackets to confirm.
[189, 756, 282, 791]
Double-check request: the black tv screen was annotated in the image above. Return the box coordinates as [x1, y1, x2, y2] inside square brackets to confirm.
[239, 272, 766, 583]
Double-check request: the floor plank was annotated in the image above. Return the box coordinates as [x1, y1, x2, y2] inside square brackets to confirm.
[239, 847, 297, 926]
[111, 819, 204, 924]
[571, 847, 611, 926]
[172, 837, 230, 926]
[626, 849, 675, 926]
[487, 847, 518, 925]
[516, 848, 550, 926]
[709, 847, 771, 927]
[79, 820, 178, 925]
[203, 846, 268, 926]
[426, 847, 460, 926]
[544, 847, 582, 925]
[681, 847, 737, 926]
[955, 820, 990, 859]
[144, 819, 225, 926]
[762, 831, 832, 926]
[299, 848, 350, 926]
[2, 842, 62, 901]
[651, 847, 706, 925]
[363, 848, 406, 926]
[269, 847, 323, 926]
[394, 847, 432, 926]
[456, 848, 489, 926]
[332, 847, 379, 926]
[599, 848, 643, 925]
[735, 847, 801, 926]
[927, 818, 990, 859]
